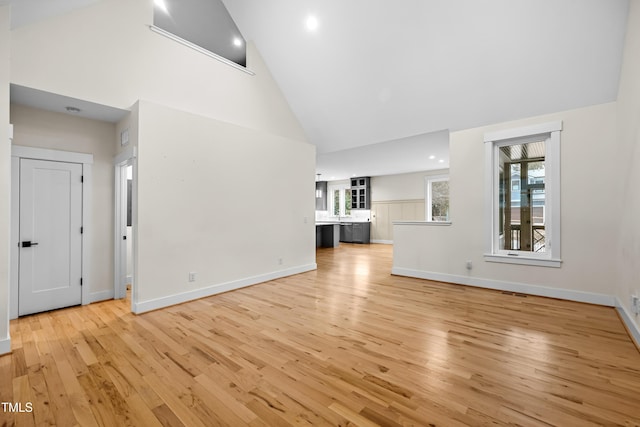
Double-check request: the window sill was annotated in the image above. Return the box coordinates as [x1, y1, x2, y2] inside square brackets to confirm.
[393, 221, 452, 226]
[484, 254, 562, 268]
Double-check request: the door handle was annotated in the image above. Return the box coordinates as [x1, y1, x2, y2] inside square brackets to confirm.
[21, 241, 38, 248]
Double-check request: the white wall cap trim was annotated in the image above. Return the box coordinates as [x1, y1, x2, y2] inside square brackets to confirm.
[393, 221, 452, 226]
[484, 253, 562, 268]
[483, 121, 563, 143]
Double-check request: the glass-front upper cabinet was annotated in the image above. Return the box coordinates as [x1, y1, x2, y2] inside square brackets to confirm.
[350, 177, 370, 210]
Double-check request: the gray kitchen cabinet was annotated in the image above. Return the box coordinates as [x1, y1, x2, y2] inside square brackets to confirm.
[340, 223, 353, 242]
[352, 222, 371, 243]
[340, 222, 370, 244]
[350, 177, 371, 210]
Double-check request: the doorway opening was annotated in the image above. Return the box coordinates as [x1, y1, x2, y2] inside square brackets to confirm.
[114, 147, 137, 311]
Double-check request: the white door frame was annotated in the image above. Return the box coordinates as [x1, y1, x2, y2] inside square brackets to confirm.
[10, 146, 93, 320]
[113, 146, 137, 309]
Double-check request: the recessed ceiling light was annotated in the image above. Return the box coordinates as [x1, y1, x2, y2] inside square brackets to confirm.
[233, 37, 243, 47]
[429, 155, 436, 160]
[305, 15, 319, 31]
[438, 159, 444, 163]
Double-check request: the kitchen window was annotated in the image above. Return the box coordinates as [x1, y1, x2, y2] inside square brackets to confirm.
[425, 175, 450, 222]
[484, 121, 562, 267]
[328, 184, 351, 217]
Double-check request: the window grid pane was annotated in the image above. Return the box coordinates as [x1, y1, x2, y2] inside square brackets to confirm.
[344, 190, 351, 216]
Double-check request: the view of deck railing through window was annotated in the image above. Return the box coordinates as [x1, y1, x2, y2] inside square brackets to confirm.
[499, 141, 546, 252]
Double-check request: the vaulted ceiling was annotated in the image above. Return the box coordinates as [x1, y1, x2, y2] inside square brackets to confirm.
[3, 0, 630, 180]
[223, 0, 629, 178]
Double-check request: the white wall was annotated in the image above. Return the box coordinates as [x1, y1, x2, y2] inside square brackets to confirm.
[9, 0, 306, 143]
[371, 170, 448, 202]
[134, 101, 315, 309]
[370, 170, 447, 242]
[394, 102, 619, 304]
[0, 0, 313, 344]
[0, 5, 11, 354]
[10, 104, 116, 303]
[116, 104, 139, 156]
[615, 0, 640, 339]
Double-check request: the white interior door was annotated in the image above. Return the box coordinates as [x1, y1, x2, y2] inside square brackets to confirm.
[19, 158, 83, 316]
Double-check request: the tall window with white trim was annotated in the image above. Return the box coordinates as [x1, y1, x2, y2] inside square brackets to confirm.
[484, 122, 562, 267]
[328, 184, 351, 217]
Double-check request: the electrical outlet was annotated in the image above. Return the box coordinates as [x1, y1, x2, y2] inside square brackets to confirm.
[188, 272, 197, 282]
[465, 260, 472, 270]
[278, 257, 283, 265]
[632, 294, 639, 315]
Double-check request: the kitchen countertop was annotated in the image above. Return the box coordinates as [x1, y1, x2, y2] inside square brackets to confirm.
[315, 220, 370, 225]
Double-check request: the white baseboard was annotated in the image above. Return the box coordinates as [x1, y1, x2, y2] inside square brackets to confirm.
[615, 297, 640, 348]
[134, 263, 317, 314]
[12, 288, 118, 317]
[0, 337, 10, 355]
[371, 240, 393, 245]
[89, 289, 115, 304]
[391, 267, 616, 307]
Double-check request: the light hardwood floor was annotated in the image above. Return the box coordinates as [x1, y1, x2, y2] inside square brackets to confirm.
[1, 243, 639, 426]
